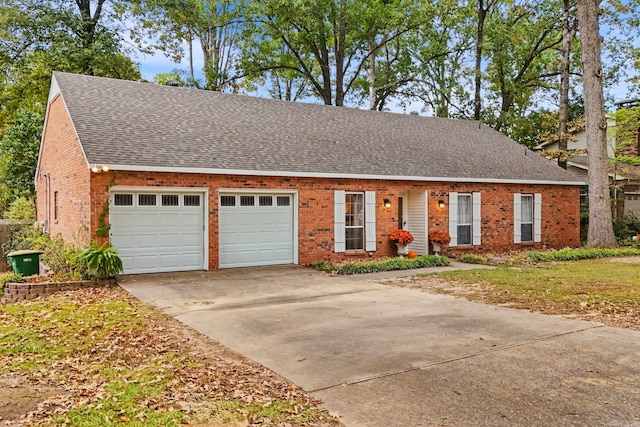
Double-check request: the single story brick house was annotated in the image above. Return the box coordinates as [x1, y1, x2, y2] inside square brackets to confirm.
[36, 72, 583, 274]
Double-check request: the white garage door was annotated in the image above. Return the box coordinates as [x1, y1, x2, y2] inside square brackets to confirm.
[110, 191, 206, 274]
[219, 193, 295, 268]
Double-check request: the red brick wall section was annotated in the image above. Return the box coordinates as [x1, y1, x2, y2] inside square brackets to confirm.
[87, 172, 581, 270]
[36, 95, 92, 244]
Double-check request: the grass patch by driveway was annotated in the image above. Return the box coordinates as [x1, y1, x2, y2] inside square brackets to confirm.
[386, 257, 640, 331]
[0, 287, 341, 426]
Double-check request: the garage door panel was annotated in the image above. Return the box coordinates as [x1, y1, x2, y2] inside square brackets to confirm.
[159, 233, 181, 248]
[110, 191, 205, 274]
[219, 193, 295, 268]
[135, 212, 160, 226]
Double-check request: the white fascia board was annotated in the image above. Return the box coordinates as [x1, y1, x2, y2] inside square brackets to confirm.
[102, 164, 586, 186]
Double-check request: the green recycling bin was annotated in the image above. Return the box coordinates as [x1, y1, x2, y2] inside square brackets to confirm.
[8, 250, 43, 276]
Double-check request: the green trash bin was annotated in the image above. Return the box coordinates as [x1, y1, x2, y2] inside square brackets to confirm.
[8, 250, 43, 276]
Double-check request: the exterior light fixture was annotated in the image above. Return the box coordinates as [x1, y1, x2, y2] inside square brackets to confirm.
[91, 165, 109, 173]
[438, 199, 446, 208]
[383, 198, 391, 208]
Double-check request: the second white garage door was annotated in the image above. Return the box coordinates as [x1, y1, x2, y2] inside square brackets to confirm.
[218, 193, 296, 268]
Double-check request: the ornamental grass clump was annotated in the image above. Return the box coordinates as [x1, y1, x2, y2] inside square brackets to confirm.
[390, 229, 414, 245]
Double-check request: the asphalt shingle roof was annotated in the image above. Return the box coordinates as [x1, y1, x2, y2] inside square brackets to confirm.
[53, 72, 580, 184]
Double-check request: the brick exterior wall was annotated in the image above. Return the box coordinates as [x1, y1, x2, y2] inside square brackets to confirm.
[36, 94, 92, 245]
[87, 171, 581, 270]
[37, 97, 580, 271]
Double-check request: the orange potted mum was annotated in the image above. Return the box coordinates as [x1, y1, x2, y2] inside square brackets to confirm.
[428, 230, 451, 254]
[390, 229, 414, 256]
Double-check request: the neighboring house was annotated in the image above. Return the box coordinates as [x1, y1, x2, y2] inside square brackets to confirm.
[35, 72, 582, 274]
[536, 115, 640, 218]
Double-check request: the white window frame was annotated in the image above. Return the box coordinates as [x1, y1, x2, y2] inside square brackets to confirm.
[345, 192, 365, 251]
[449, 192, 481, 247]
[514, 193, 542, 243]
[334, 190, 376, 253]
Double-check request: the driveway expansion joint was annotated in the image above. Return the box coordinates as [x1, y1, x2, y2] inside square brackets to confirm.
[307, 324, 605, 393]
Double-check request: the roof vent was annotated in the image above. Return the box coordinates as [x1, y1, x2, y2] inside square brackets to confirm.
[409, 111, 419, 115]
[165, 81, 179, 87]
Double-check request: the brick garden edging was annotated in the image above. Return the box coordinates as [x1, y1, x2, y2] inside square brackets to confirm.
[1, 279, 117, 304]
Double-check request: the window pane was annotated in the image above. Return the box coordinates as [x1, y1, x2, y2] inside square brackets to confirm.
[458, 224, 472, 245]
[259, 195, 273, 206]
[276, 196, 290, 206]
[162, 194, 179, 206]
[521, 195, 533, 223]
[138, 194, 156, 206]
[184, 195, 200, 206]
[521, 223, 533, 242]
[240, 195, 255, 206]
[114, 194, 133, 206]
[458, 194, 472, 225]
[345, 193, 364, 227]
[220, 195, 236, 207]
[346, 228, 364, 250]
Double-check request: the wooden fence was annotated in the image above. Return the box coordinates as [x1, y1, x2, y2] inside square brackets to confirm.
[0, 223, 23, 272]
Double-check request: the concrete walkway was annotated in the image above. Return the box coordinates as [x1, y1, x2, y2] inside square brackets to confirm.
[119, 265, 640, 427]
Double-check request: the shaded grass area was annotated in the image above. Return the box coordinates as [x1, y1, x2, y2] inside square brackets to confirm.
[417, 258, 640, 329]
[0, 288, 339, 426]
[456, 247, 640, 266]
[311, 254, 450, 275]
[523, 247, 640, 262]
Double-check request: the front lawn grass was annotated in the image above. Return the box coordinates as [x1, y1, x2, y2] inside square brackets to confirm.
[435, 258, 639, 305]
[0, 288, 338, 426]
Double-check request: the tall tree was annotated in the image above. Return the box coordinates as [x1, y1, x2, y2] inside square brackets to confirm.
[557, 0, 578, 169]
[474, 0, 498, 121]
[0, 0, 139, 129]
[576, 0, 616, 246]
[241, 0, 419, 106]
[484, 0, 562, 133]
[0, 108, 42, 199]
[124, 0, 244, 91]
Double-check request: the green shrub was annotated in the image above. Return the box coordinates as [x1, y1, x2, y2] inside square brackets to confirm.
[2, 226, 87, 279]
[0, 273, 23, 291]
[525, 247, 640, 262]
[312, 255, 450, 275]
[309, 260, 333, 273]
[613, 215, 640, 246]
[77, 244, 123, 279]
[2, 225, 48, 254]
[4, 196, 35, 221]
[458, 254, 489, 265]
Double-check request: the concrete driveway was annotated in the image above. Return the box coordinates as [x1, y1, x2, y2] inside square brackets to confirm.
[119, 265, 640, 427]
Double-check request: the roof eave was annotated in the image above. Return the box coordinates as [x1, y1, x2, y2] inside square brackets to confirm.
[97, 163, 585, 186]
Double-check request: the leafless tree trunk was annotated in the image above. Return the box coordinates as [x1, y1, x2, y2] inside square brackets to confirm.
[474, 0, 487, 121]
[558, 0, 577, 169]
[576, 0, 616, 246]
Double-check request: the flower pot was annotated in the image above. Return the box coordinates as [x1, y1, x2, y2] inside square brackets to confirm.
[396, 243, 409, 256]
[431, 241, 442, 254]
